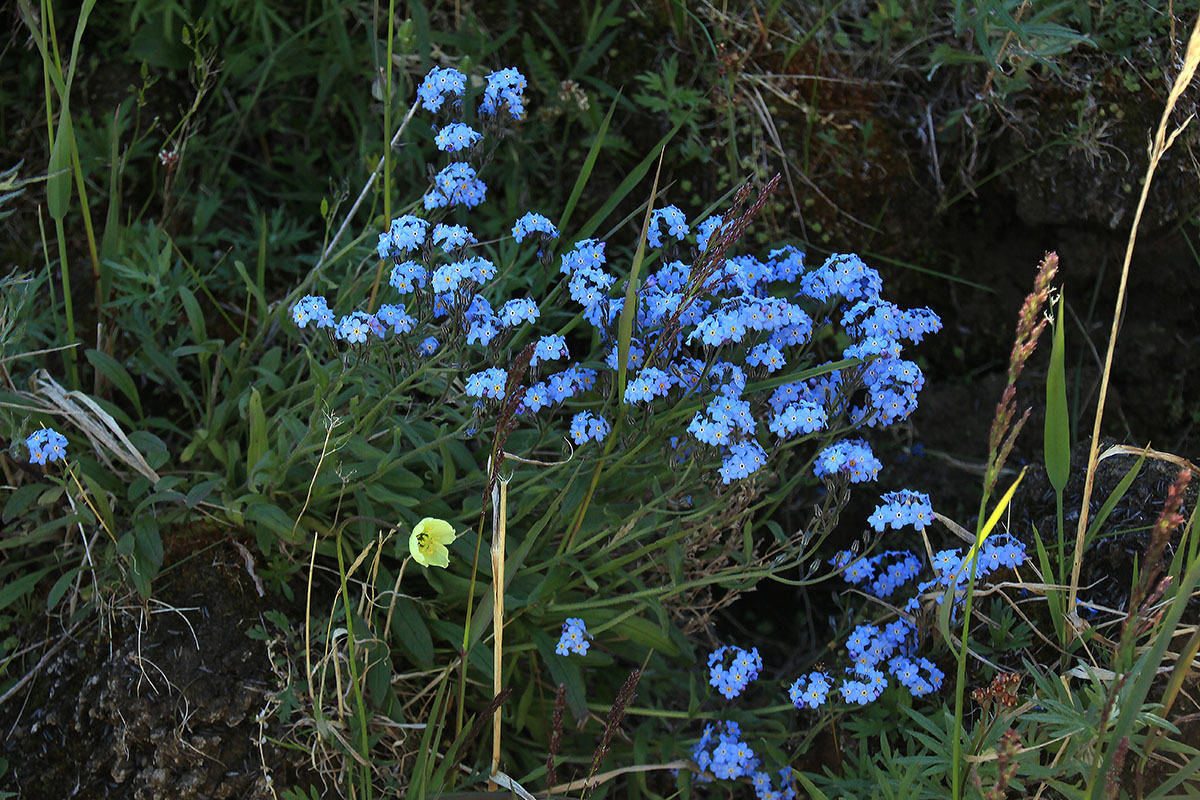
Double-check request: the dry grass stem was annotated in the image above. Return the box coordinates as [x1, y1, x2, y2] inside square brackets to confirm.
[488, 473, 508, 787]
[1070, 12, 1200, 625]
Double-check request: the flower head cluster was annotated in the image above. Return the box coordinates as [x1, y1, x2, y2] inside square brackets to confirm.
[292, 295, 336, 329]
[768, 399, 827, 439]
[887, 654, 945, 697]
[690, 722, 796, 798]
[691, 721, 757, 781]
[376, 303, 415, 334]
[336, 310, 384, 343]
[813, 438, 882, 484]
[788, 671, 833, 710]
[479, 67, 527, 119]
[425, 163, 486, 210]
[910, 533, 1028, 613]
[378, 214, 430, 258]
[27, 427, 68, 465]
[465, 367, 508, 400]
[512, 212, 560, 243]
[555, 617, 591, 656]
[646, 204, 688, 248]
[417, 66, 466, 112]
[835, 549, 924, 599]
[696, 214, 731, 253]
[568, 411, 610, 445]
[434, 122, 482, 152]
[867, 489, 934, 532]
[707, 645, 762, 699]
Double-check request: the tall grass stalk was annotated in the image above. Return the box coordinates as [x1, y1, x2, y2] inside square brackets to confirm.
[951, 252, 1058, 799]
[488, 473, 507, 788]
[31, 0, 101, 388]
[1069, 12, 1200, 622]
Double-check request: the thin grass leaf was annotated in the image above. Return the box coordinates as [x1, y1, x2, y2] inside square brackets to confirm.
[1031, 523, 1065, 643]
[616, 148, 666, 402]
[575, 120, 683, 241]
[1045, 293, 1070, 493]
[1082, 451, 1145, 551]
[85, 348, 143, 419]
[557, 95, 618, 236]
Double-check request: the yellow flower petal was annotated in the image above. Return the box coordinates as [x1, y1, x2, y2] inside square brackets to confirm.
[410, 517, 457, 568]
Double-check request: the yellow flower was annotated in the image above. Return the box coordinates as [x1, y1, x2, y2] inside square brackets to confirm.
[409, 517, 456, 568]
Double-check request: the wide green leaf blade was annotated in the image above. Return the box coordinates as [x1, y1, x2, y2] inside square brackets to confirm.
[1045, 293, 1069, 493]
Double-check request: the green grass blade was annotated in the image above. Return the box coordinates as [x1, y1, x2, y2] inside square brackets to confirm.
[557, 94, 618, 236]
[1083, 450, 1145, 550]
[1045, 293, 1070, 493]
[616, 148, 666, 402]
[575, 120, 683, 241]
[85, 348, 143, 419]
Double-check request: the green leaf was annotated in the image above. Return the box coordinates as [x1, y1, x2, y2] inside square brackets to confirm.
[557, 94, 618, 236]
[178, 286, 208, 345]
[131, 517, 162, 599]
[3, 484, 43, 524]
[185, 478, 220, 508]
[576, 119, 684, 241]
[134, 517, 163, 570]
[1084, 451, 1146, 550]
[1031, 523, 1065, 643]
[617, 146, 669, 401]
[234, 260, 268, 325]
[242, 498, 296, 550]
[46, 109, 75, 220]
[79, 470, 116, 536]
[793, 771, 833, 800]
[390, 597, 434, 670]
[86, 348, 142, 418]
[247, 387, 267, 490]
[46, 566, 83, 610]
[532, 627, 588, 722]
[1045, 293, 1070, 493]
[609, 612, 679, 656]
[0, 567, 53, 613]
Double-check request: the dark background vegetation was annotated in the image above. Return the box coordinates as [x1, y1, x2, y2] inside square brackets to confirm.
[4, 1, 1200, 797]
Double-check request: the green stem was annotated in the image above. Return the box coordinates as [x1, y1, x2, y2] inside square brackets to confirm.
[53, 219, 79, 388]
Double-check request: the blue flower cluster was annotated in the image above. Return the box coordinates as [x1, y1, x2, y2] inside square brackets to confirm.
[691, 721, 796, 798]
[787, 670, 833, 709]
[867, 488, 934, 531]
[512, 212, 560, 243]
[568, 410, 610, 445]
[479, 67, 527, 119]
[785, 618, 942, 709]
[546, 194, 941, 484]
[26, 427, 68, 465]
[434, 121, 482, 152]
[913, 533, 1028, 613]
[297, 60, 943, 493]
[417, 66, 466, 112]
[813, 438, 882, 484]
[707, 645, 763, 699]
[293, 66, 620, 442]
[801, 492, 1028, 710]
[555, 617, 591, 656]
[292, 295, 335, 329]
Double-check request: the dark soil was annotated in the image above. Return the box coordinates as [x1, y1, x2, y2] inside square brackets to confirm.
[1, 536, 319, 799]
